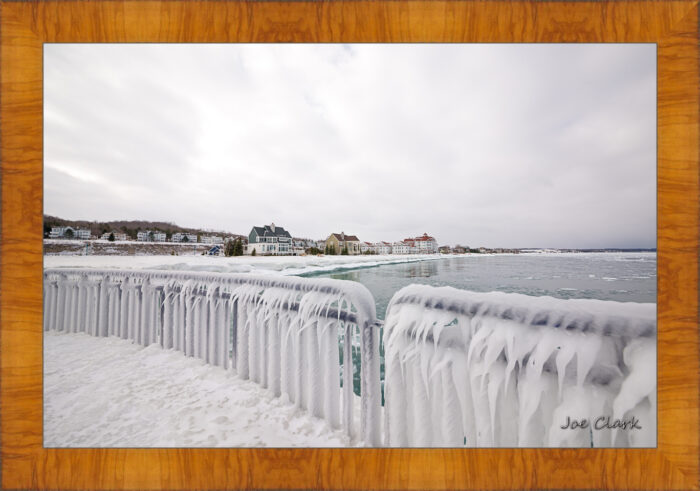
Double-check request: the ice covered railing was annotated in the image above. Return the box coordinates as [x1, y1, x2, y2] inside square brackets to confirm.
[383, 284, 656, 448]
[43, 268, 382, 445]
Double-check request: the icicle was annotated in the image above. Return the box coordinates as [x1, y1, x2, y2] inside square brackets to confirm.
[127, 284, 135, 341]
[267, 311, 281, 396]
[555, 340, 577, 401]
[195, 286, 208, 359]
[69, 281, 79, 333]
[106, 287, 115, 336]
[119, 278, 130, 339]
[97, 276, 109, 337]
[132, 282, 142, 343]
[235, 295, 250, 379]
[218, 296, 230, 369]
[384, 330, 407, 446]
[487, 361, 506, 444]
[57, 276, 68, 332]
[411, 357, 432, 446]
[207, 285, 219, 364]
[440, 357, 464, 446]
[611, 337, 656, 447]
[342, 320, 354, 437]
[46, 280, 55, 332]
[176, 288, 186, 351]
[137, 278, 149, 345]
[280, 308, 294, 400]
[469, 358, 493, 446]
[184, 285, 195, 356]
[258, 303, 268, 388]
[306, 318, 323, 417]
[162, 284, 174, 349]
[43, 281, 51, 332]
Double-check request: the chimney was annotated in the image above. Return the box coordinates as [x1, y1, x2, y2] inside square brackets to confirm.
[271, 222, 276, 233]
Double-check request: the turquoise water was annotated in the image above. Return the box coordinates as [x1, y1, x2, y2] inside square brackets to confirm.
[301, 252, 657, 320]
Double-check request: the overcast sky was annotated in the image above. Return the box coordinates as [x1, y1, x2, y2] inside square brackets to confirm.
[44, 44, 655, 248]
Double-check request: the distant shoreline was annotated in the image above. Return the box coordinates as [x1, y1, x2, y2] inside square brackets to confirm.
[43, 238, 656, 258]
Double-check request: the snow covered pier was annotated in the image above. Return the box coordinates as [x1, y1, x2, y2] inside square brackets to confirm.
[44, 269, 656, 448]
[43, 268, 382, 445]
[383, 285, 656, 447]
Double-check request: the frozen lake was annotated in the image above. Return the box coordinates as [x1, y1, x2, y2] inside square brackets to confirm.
[303, 252, 656, 319]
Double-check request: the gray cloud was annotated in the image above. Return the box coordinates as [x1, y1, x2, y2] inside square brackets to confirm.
[44, 44, 655, 248]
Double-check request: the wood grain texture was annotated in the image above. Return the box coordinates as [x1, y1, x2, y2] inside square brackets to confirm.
[1, 1, 698, 489]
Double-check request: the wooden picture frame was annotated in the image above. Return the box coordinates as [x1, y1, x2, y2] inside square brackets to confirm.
[1, 1, 697, 489]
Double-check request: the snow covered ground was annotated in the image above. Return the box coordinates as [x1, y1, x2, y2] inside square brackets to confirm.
[44, 253, 443, 276]
[44, 331, 351, 447]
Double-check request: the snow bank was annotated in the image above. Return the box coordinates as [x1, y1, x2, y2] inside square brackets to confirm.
[44, 331, 351, 447]
[44, 253, 442, 276]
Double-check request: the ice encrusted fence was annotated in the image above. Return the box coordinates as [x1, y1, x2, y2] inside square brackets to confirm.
[44, 268, 657, 448]
[43, 268, 382, 445]
[383, 284, 656, 448]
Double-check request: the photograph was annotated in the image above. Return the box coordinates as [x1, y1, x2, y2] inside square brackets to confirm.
[43, 43, 656, 448]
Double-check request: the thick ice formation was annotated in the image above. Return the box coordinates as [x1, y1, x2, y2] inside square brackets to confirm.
[45, 268, 656, 448]
[383, 285, 656, 447]
[44, 268, 381, 445]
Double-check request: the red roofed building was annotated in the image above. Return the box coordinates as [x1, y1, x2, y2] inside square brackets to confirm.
[404, 233, 438, 254]
[392, 242, 410, 254]
[373, 242, 392, 255]
[360, 241, 376, 254]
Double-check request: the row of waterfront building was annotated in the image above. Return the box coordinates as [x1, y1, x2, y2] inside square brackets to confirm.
[47, 223, 439, 256]
[48, 226, 225, 245]
[245, 223, 438, 256]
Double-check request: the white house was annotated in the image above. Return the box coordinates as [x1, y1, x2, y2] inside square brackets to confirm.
[100, 232, 128, 241]
[246, 222, 293, 255]
[374, 242, 392, 255]
[293, 238, 317, 255]
[171, 232, 198, 243]
[200, 235, 223, 245]
[391, 242, 410, 255]
[360, 242, 375, 254]
[137, 230, 166, 242]
[49, 226, 90, 240]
